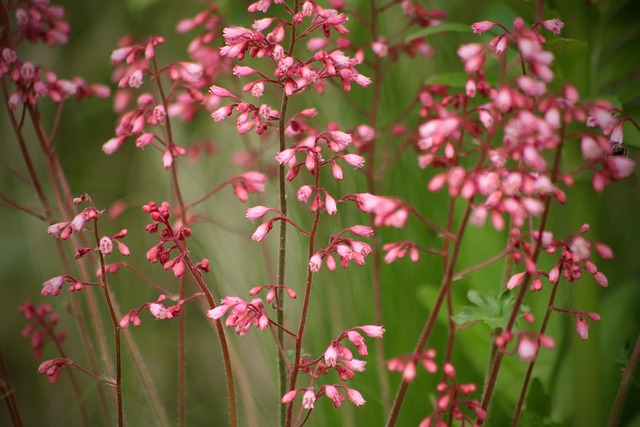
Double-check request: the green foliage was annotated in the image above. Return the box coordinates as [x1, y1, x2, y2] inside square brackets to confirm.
[452, 290, 528, 330]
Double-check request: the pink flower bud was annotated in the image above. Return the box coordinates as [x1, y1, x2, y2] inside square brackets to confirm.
[209, 85, 234, 98]
[346, 387, 366, 406]
[246, 206, 271, 221]
[471, 21, 496, 34]
[507, 272, 526, 290]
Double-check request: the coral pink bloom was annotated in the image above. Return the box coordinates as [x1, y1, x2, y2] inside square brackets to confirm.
[246, 205, 272, 221]
[517, 336, 538, 362]
[541, 18, 564, 34]
[281, 389, 298, 405]
[251, 221, 273, 242]
[302, 388, 316, 409]
[507, 271, 525, 289]
[346, 387, 366, 406]
[309, 252, 322, 272]
[471, 21, 496, 34]
[324, 385, 345, 408]
[576, 316, 590, 340]
[358, 325, 385, 338]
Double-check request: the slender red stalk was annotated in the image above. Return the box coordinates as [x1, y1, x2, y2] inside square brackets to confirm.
[285, 175, 321, 427]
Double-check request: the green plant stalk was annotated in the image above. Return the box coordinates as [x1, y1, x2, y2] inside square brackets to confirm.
[608, 331, 640, 427]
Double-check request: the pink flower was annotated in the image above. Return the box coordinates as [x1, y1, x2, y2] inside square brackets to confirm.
[576, 315, 589, 340]
[150, 301, 173, 320]
[38, 358, 72, 384]
[342, 153, 365, 168]
[324, 385, 345, 408]
[99, 236, 113, 255]
[251, 221, 273, 242]
[517, 336, 538, 362]
[471, 21, 496, 34]
[346, 387, 365, 406]
[297, 185, 313, 202]
[246, 206, 272, 221]
[281, 389, 298, 405]
[309, 252, 322, 272]
[102, 137, 126, 155]
[302, 388, 316, 409]
[541, 18, 564, 34]
[42, 276, 65, 296]
[325, 193, 337, 215]
[357, 325, 385, 338]
[276, 148, 296, 165]
[324, 344, 338, 367]
[506, 271, 526, 289]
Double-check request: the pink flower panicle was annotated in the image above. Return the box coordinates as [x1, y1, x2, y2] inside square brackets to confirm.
[249, 284, 297, 302]
[346, 193, 410, 228]
[47, 206, 103, 240]
[382, 241, 421, 263]
[545, 225, 610, 287]
[19, 302, 66, 360]
[418, 362, 485, 425]
[206, 296, 270, 336]
[143, 201, 207, 277]
[387, 349, 437, 383]
[119, 293, 202, 328]
[494, 331, 554, 363]
[228, 172, 266, 202]
[310, 234, 373, 272]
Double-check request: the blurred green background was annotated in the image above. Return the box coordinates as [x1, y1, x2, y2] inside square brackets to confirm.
[2, 0, 640, 426]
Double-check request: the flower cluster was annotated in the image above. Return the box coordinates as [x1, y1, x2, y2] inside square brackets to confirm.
[143, 201, 209, 278]
[47, 202, 103, 240]
[546, 224, 612, 287]
[120, 293, 203, 328]
[281, 325, 384, 408]
[207, 296, 269, 336]
[19, 302, 66, 360]
[387, 349, 438, 382]
[309, 226, 374, 272]
[419, 363, 485, 426]
[37, 358, 72, 384]
[494, 330, 555, 363]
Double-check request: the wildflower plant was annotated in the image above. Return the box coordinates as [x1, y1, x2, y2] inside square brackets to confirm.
[2, 0, 640, 427]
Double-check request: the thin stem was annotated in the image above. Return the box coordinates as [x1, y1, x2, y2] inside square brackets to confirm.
[174, 236, 237, 427]
[511, 270, 561, 426]
[66, 360, 118, 387]
[278, 3, 300, 425]
[607, 331, 640, 427]
[0, 350, 23, 427]
[93, 219, 123, 427]
[178, 276, 187, 427]
[285, 176, 321, 427]
[452, 249, 510, 281]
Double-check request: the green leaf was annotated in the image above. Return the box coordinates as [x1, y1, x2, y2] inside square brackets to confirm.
[404, 23, 471, 42]
[452, 290, 519, 329]
[546, 38, 589, 90]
